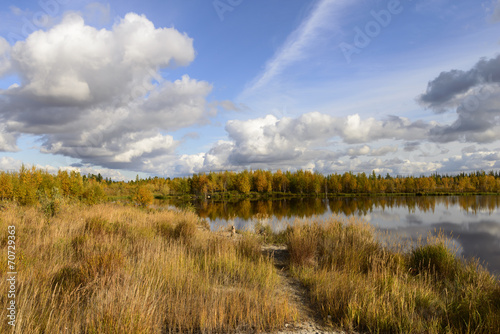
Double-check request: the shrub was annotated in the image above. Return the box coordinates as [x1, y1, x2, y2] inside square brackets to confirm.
[287, 218, 500, 334]
[131, 185, 154, 207]
[81, 183, 107, 205]
[38, 187, 63, 219]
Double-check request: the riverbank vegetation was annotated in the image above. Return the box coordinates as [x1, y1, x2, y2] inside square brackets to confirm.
[286, 219, 500, 333]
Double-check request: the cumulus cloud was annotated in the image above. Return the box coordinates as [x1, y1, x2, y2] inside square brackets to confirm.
[0, 156, 22, 171]
[0, 125, 18, 152]
[347, 145, 371, 156]
[398, 160, 443, 175]
[418, 55, 500, 143]
[162, 111, 435, 176]
[0, 12, 214, 171]
[224, 112, 428, 165]
[426, 87, 500, 143]
[439, 148, 500, 173]
[347, 145, 398, 157]
[419, 55, 500, 110]
[154, 51, 500, 176]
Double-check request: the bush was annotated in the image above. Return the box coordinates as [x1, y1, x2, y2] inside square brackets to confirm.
[131, 185, 154, 207]
[38, 187, 63, 219]
[81, 183, 107, 205]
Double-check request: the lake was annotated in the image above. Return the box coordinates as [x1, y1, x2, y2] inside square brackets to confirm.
[161, 195, 500, 275]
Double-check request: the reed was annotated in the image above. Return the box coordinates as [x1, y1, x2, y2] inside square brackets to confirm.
[286, 217, 500, 333]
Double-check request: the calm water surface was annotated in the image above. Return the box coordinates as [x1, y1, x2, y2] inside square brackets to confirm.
[163, 195, 500, 275]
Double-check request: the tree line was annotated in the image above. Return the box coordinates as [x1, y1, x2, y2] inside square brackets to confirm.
[142, 169, 500, 197]
[1, 166, 500, 207]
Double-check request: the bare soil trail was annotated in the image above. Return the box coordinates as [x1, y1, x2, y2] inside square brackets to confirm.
[261, 245, 351, 334]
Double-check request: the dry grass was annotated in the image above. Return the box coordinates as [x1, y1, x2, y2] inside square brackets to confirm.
[0, 202, 297, 333]
[287, 217, 500, 334]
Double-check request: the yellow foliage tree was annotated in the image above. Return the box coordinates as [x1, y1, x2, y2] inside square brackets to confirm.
[132, 185, 154, 207]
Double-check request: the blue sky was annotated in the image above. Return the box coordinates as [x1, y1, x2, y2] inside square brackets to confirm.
[0, 0, 499, 180]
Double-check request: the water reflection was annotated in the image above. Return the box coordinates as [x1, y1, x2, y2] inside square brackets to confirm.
[161, 196, 500, 275]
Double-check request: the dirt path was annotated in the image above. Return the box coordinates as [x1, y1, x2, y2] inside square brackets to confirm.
[261, 245, 348, 334]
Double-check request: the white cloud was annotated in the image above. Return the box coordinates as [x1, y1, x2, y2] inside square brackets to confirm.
[440, 148, 500, 173]
[0, 12, 213, 172]
[0, 125, 18, 152]
[348, 145, 398, 157]
[348, 145, 371, 156]
[0, 156, 22, 171]
[158, 111, 433, 176]
[398, 160, 443, 175]
[113, 133, 176, 163]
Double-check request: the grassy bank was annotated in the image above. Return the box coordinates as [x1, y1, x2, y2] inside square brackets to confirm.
[0, 202, 296, 333]
[286, 218, 500, 333]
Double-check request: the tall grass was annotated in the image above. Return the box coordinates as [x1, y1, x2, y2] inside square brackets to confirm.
[0, 202, 297, 333]
[287, 217, 500, 333]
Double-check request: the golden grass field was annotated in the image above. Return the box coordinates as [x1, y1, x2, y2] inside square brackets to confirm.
[0, 201, 499, 333]
[0, 202, 296, 333]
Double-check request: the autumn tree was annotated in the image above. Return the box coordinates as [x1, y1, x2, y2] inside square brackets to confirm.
[0, 172, 13, 200]
[254, 170, 268, 193]
[237, 171, 251, 194]
[132, 185, 154, 207]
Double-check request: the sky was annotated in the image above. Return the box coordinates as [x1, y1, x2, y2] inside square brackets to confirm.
[0, 0, 500, 180]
